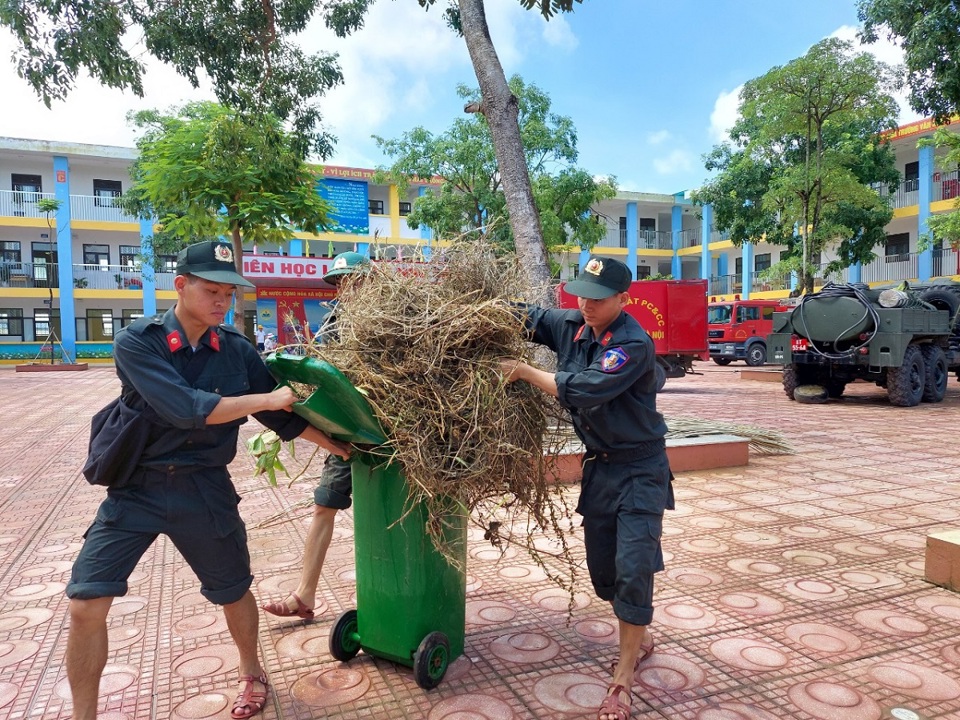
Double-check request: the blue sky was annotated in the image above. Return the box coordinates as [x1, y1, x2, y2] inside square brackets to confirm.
[0, 0, 917, 195]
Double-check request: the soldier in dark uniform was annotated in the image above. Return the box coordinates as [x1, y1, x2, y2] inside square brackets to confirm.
[64, 241, 351, 720]
[260, 251, 369, 621]
[500, 255, 673, 720]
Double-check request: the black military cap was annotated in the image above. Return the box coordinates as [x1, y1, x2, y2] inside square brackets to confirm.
[564, 256, 632, 299]
[176, 241, 254, 288]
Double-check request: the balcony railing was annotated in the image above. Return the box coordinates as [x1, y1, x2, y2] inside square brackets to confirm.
[679, 229, 701, 248]
[597, 229, 675, 250]
[934, 170, 960, 203]
[861, 252, 920, 283]
[0, 190, 57, 219]
[70, 195, 138, 223]
[72, 264, 145, 290]
[0, 261, 59, 288]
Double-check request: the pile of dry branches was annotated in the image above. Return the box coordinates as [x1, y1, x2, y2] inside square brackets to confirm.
[303, 243, 576, 583]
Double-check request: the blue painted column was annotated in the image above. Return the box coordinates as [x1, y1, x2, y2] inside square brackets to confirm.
[356, 242, 370, 257]
[139, 219, 157, 316]
[53, 157, 77, 361]
[717, 252, 728, 277]
[671, 205, 682, 279]
[918, 143, 935, 281]
[700, 204, 712, 280]
[418, 186, 433, 260]
[288, 239, 304, 257]
[848, 262, 862, 284]
[579, 248, 590, 271]
[741, 242, 754, 299]
[625, 202, 638, 278]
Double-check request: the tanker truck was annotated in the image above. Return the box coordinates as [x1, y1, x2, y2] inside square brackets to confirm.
[768, 282, 960, 407]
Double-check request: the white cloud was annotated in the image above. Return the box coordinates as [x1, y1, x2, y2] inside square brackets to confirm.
[828, 24, 924, 125]
[647, 130, 672, 146]
[0, 29, 214, 148]
[652, 149, 695, 175]
[541, 15, 578, 51]
[709, 86, 742, 143]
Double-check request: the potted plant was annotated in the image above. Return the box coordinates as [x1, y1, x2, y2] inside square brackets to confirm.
[114, 273, 124, 289]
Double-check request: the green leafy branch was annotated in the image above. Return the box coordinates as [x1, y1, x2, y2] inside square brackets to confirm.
[247, 430, 294, 487]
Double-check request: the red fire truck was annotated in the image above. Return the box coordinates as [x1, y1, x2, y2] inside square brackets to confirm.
[558, 279, 708, 390]
[707, 297, 790, 366]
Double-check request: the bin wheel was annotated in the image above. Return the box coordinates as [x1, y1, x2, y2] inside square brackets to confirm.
[329, 609, 361, 662]
[413, 631, 450, 690]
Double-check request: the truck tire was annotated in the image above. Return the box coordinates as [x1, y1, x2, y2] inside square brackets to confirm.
[920, 344, 948, 403]
[745, 343, 766, 367]
[783, 364, 811, 400]
[886, 344, 925, 407]
[712, 357, 732, 366]
[825, 379, 847, 398]
[918, 286, 960, 330]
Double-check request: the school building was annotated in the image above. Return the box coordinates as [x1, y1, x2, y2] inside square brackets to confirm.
[1, 115, 958, 363]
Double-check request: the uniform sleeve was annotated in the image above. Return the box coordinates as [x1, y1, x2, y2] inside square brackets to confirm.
[113, 329, 220, 429]
[555, 337, 653, 410]
[521, 304, 580, 352]
[239, 340, 311, 440]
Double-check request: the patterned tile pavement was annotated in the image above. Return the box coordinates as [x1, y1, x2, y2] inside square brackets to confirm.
[1, 363, 959, 719]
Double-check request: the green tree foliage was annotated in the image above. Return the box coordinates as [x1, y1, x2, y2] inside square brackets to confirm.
[858, 0, 960, 122]
[0, 0, 349, 157]
[123, 101, 331, 329]
[920, 128, 960, 249]
[693, 39, 900, 294]
[326, 0, 585, 301]
[373, 77, 615, 271]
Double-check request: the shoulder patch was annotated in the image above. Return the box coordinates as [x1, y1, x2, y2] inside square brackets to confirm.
[601, 347, 630, 373]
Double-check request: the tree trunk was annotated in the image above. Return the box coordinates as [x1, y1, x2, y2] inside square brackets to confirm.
[232, 225, 247, 333]
[458, 0, 553, 306]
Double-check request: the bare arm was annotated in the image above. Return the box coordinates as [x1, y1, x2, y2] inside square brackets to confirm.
[297, 424, 353, 461]
[500, 359, 558, 398]
[206, 386, 299, 426]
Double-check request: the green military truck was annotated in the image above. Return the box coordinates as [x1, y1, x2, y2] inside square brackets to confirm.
[768, 282, 960, 407]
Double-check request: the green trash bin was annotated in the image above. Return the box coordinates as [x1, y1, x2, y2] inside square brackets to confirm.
[266, 353, 467, 689]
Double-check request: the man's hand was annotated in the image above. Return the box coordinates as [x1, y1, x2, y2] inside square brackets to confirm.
[499, 358, 525, 383]
[264, 386, 299, 412]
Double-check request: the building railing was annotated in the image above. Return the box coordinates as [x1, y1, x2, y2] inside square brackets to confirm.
[934, 170, 960, 203]
[70, 195, 138, 223]
[0, 190, 58, 219]
[597, 229, 674, 250]
[72, 264, 144, 290]
[0, 261, 59, 287]
[861, 252, 920, 283]
[679, 229, 701, 248]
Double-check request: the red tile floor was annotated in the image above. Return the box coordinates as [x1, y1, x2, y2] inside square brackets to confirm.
[1, 364, 960, 719]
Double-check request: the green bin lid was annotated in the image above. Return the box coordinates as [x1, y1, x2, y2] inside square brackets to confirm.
[266, 353, 388, 446]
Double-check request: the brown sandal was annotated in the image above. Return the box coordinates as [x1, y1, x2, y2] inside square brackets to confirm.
[597, 683, 631, 720]
[231, 673, 268, 719]
[261, 592, 314, 620]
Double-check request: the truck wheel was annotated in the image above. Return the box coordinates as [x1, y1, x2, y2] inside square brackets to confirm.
[887, 344, 925, 407]
[920, 345, 948, 403]
[712, 357, 732, 366]
[782, 364, 807, 400]
[825, 380, 847, 399]
[745, 343, 767, 367]
[919, 287, 960, 330]
[413, 631, 450, 690]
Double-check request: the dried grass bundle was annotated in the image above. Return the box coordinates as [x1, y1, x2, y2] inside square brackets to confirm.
[300, 243, 576, 585]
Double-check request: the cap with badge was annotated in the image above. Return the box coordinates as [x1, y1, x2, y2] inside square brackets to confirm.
[176, 240, 255, 288]
[563, 255, 632, 299]
[322, 251, 371, 284]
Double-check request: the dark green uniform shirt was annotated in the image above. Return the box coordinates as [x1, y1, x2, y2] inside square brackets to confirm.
[113, 308, 308, 470]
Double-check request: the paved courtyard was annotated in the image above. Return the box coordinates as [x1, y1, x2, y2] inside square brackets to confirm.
[1, 363, 960, 719]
